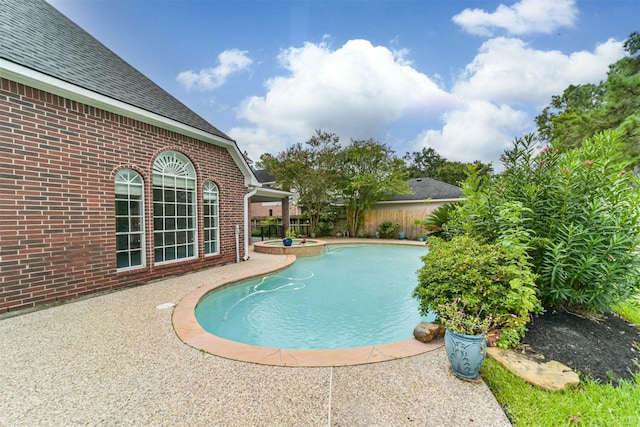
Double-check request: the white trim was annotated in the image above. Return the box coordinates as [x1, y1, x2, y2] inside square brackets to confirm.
[243, 187, 259, 261]
[0, 59, 260, 187]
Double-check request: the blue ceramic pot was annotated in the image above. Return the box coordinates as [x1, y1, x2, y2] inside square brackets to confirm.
[444, 329, 487, 379]
[282, 238, 293, 246]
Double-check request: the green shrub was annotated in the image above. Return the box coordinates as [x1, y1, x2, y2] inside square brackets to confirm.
[379, 221, 400, 238]
[457, 131, 640, 314]
[421, 203, 461, 240]
[413, 235, 541, 348]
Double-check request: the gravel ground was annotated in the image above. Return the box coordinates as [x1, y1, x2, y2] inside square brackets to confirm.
[0, 245, 511, 426]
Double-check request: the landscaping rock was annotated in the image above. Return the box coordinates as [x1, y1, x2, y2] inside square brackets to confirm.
[413, 322, 445, 343]
[487, 347, 580, 391]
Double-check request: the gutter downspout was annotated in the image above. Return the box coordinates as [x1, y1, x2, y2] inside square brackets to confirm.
[243, 187, 258, 261]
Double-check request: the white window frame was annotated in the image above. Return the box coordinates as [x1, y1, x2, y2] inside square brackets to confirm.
[203, 181, 220, 256]
[115, 169, 146, 271]
[152, 151, 197, 265]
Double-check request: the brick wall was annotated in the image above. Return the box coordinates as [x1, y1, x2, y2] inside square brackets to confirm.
[250, 202, 302, 217]
[0, 78, 248, 314]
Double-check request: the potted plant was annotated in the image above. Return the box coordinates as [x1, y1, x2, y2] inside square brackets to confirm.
[413, 235, 542, 378]
[283, 228, 296, 246]
[436, 298, 494, 379]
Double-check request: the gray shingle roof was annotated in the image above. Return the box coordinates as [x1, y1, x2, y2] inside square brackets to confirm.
[252, 169, 276, 184]
[0, 0, 231, 141]
[387, 177, 462, 201]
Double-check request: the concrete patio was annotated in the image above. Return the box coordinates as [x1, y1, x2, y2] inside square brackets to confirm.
[0, 243, 511, 426]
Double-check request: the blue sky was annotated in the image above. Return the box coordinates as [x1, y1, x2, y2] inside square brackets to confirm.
[47, 0, 638, 168]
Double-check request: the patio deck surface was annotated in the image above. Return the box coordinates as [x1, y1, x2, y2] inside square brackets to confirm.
[0, 239, 511, 426]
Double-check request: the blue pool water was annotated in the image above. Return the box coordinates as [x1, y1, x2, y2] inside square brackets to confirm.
[195, 245, 435, 350]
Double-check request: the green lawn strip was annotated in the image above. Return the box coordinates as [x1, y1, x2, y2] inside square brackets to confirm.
[482, 300, 640, 426]
[614, 295, 640, 327]
[481, 358, 640, 426]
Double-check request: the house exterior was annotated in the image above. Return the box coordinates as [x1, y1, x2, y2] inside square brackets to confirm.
[0, 0, 289, 315]
[249, 169, 303, 237]
[360, 177, 463, 239]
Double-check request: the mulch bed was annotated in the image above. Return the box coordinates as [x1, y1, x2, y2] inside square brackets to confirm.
[521, 309, 640, 385]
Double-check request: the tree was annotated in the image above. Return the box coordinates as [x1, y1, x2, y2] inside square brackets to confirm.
[258, 130, 341, 236]
[337, 139, 410, 236]
[403, 147, 493, 186]
[403, 147, 445, 179]
[536, 31, 640, 167]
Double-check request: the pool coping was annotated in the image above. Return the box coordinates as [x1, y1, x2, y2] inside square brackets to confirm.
[172, 240, 443, 367]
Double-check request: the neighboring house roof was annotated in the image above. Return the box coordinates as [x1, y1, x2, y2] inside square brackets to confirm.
[252, 169, 276, 185]
[385, 177, 463, 202]
[0, 0, 229, 140]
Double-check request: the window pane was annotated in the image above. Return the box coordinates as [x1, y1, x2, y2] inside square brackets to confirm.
[129, 201, 140, 215]
[166, 232, 175, 245]
[117, 252, 130, 269]
[177, 217, 186, 229]
[115, 200, 129, 214]
[116, 234, 129, 250]
[130, 217, 142, 232]
[130, 250, 142, 266]
[115, 183, 128, 195]
[130, 234, 141, 250]
[153, 202, 163, 216]
[130, 185, 142, 197]
[116, 217, 129, 233]
[177, 245, 186, 258]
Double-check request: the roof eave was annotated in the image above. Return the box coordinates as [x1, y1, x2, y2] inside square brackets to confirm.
[374, 198, 464, 205]
[1, 59, 261, 187]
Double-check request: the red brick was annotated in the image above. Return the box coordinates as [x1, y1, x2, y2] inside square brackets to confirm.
[1, 78, 248, 313]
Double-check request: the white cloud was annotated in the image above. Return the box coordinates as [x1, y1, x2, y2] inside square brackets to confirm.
[412, 100, 529, 165]
[177, 49, 252, 91]
[453, 0, 578, 36]
[235, 39, 456, 146]
[454, 37, 624, 107]
[228, 29, 625, 169]
[413, 37, 625, 167]
[227, 127, 288, 164]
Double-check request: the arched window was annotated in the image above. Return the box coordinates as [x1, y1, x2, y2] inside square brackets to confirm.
[153, 151, 197, 264]
[115, 169, 145, 270]
[203, 181, 219, 255]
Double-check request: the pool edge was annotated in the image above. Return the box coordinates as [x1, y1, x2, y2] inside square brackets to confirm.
[172, 240, 443, 367]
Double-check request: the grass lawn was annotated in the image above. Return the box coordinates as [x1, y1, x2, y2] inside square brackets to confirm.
[482, 299, 640, 427]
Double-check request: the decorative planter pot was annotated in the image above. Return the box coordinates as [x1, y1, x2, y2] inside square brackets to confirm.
[282, 238, 293, 246]
[398, 232, 406, 240]
[444, 329, 487, 380]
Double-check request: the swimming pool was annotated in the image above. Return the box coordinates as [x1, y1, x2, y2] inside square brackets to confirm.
[194, 245, 435, 350]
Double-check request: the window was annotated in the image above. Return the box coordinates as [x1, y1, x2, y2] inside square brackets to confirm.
[203, 181, 219, 255]
[153, 151, 197, 264]
[115, 169, 145, 270]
